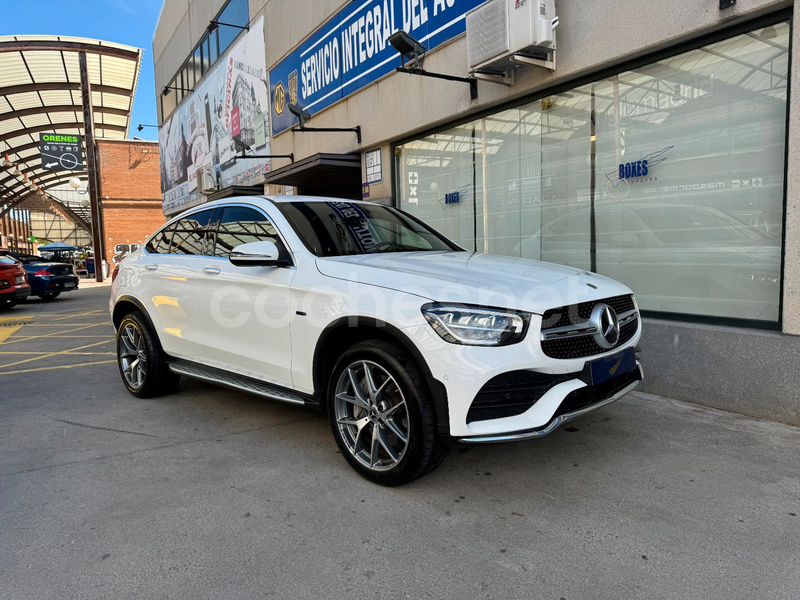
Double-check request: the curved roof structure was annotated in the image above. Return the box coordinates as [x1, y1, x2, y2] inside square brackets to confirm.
[0, 35, 143, 228]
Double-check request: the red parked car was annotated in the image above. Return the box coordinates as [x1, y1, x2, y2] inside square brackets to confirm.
[0, 256, 31, 309]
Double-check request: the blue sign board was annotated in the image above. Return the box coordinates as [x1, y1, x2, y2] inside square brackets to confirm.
[269, 0, 485, 136]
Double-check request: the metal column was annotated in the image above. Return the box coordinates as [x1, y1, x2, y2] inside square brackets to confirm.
[79, 51, 104, 282]
[12, 211, 19, 252]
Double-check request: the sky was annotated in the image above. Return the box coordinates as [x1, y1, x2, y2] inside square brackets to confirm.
[1, 0, 164, 141]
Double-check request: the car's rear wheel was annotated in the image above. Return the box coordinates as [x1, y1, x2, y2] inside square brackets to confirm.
[328, 340, 448, 486]
[116, 311, 180, 398]
[37, 291, 60, 301]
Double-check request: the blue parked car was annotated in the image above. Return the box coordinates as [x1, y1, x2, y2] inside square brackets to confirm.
[2, 252, 79, 301]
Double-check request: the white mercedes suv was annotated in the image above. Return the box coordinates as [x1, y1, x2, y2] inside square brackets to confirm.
[110, 196, 643, 485]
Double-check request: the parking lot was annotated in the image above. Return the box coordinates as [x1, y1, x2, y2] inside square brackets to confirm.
[0, 286, 797, 599]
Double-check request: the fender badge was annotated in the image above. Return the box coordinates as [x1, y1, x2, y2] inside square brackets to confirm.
[586, 283, 598, 289]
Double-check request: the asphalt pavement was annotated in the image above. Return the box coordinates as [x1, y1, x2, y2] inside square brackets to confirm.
[0, 286, 798, 599]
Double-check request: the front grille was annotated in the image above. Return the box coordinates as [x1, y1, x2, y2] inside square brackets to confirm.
[541, 294, 635, 329]
[467, 370, 577, 422]
[541, 316, 638, 359]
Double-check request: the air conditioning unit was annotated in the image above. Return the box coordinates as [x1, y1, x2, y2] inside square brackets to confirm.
[467, 0, 559, 76]
[195, 166, 216, 194]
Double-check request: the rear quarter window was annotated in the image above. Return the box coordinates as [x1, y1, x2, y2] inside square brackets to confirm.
[146, 223, 177, 254]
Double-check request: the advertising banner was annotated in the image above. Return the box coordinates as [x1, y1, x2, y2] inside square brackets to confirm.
[269, 0, 484, 136]
[160, 16, 270, 215]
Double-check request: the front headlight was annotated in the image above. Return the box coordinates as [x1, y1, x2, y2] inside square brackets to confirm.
[421, 303, 529, 346]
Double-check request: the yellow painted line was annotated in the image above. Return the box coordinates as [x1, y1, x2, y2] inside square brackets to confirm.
[0, 324, 24, 344]
[17, 321, 112, 327]
[0, 339, 114, 369]
[48, 309, 107, 321]
[3, 335, 112, 339]
[22, 310, 106, 322]
[5, 322, 112, 344]
[0, 315, 33, 323]
[0, 351, 114, 356]
[0, 359, 116, 376]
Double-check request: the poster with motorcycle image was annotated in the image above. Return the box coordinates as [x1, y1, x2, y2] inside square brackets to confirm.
[159, 16, 270, 215]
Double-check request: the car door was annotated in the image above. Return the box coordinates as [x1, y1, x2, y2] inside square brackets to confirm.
[194, 204, 296, 388]
[137, 209, 216, 360]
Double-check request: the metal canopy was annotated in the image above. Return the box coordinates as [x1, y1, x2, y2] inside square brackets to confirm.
[263, 153, 362, 190]
[0, 35, 142, 228]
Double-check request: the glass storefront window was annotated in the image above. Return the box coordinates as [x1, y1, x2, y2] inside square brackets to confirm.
[395, 22, 789, 323]
[217, 0, 249, 56]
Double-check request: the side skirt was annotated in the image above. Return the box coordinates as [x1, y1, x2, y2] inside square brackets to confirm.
[168, 360, 318, 408]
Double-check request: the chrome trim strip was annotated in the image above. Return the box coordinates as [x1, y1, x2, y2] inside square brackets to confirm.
[541, 324, 598, 340]
[541, 308, 638, 340]
[541, 309, 638, 341]
[457, 369, 642, 444]
[169, 363, 307, 405]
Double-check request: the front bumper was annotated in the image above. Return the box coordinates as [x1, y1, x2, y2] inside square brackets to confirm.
[405, 313, 644, 439]
[456, 364, 643, 443]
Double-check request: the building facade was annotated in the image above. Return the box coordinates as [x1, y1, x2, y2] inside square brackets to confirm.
[154, 0, 800, 424]
[0, 210, 33, 252]
[97, 140, 166, 266]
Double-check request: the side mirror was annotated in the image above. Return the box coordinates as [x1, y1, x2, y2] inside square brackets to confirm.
[229, 241, 291, 267]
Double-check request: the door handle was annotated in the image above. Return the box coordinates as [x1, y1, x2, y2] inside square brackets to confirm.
[202, 266, 221, 276]
[145, 263, 158, 272]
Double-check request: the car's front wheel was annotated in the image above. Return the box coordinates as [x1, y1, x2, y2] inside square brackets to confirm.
[116, 311, 180, 398]
[328, 340, 447, 486]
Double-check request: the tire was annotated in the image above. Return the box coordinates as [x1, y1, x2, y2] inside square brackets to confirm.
[327, 340, 448, 486]
[37, 291, 61, 301]
[116, 311, 180, 398]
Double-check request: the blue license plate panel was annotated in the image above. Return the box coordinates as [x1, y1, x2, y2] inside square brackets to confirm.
[589, 347, 636, 385]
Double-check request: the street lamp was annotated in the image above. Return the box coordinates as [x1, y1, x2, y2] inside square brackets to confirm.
[389, 30, 478, 100]
[137, 124, 160, 132]
[388, 30, 426, 67]
[288, 103, 311, 128]
[208, 20, 249, 33]
[288, 103, 361, 144]
[162, 85, 193, 96]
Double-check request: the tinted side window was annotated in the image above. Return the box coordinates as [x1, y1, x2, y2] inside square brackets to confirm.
[213, 206, 283, 257]
[146, 224, 176, 254]
[170, 209, 215, 255]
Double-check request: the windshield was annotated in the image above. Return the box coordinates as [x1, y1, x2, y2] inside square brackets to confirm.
[277, 201, 462, 257]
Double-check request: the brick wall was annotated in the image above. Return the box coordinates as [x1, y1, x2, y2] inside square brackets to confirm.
[96, 140, 165, 266]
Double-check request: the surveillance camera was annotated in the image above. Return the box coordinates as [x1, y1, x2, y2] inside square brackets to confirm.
[288, 103, 311, 127]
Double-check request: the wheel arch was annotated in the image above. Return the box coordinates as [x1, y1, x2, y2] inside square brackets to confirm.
[312, 317, 449, 435]
[112, 295, 157, 335]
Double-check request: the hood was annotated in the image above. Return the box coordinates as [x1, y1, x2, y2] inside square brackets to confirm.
[315, 251, 632, 314]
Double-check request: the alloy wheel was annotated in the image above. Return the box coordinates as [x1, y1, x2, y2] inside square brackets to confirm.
[334, 360, 410, 472]
[119, 323, 148, 390]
